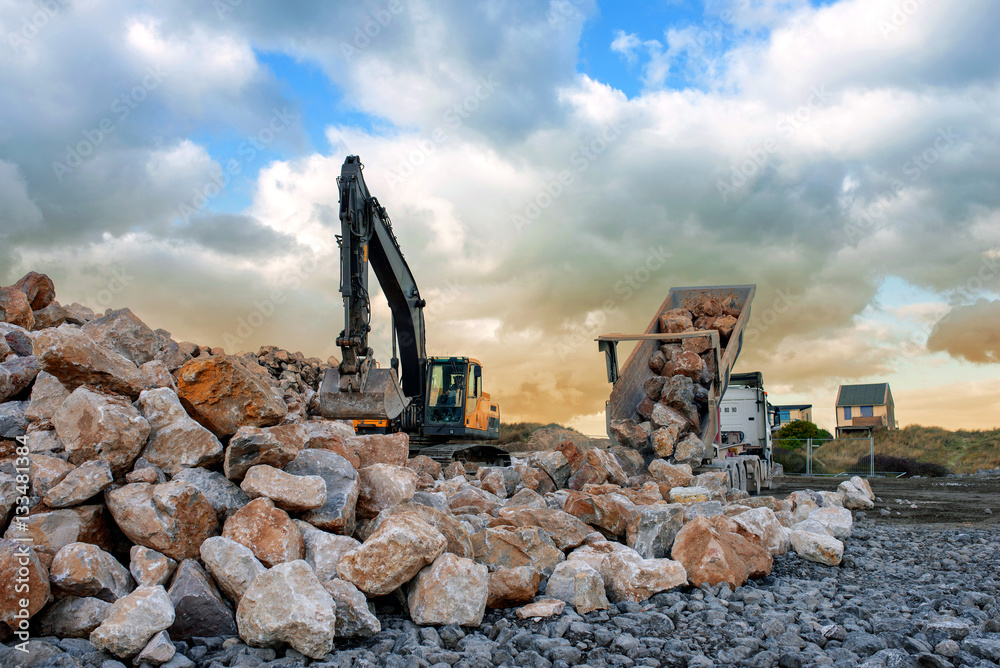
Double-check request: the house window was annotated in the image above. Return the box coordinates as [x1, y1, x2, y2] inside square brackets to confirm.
[844, 406, 852, 420]
[778, 410, 790, 422]
[860, 406, 873, 417]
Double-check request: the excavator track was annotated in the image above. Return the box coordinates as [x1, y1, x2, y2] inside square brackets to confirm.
[411, 441, 512, 468]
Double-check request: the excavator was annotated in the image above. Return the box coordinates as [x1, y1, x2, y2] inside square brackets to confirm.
[318, 155, 506, 465]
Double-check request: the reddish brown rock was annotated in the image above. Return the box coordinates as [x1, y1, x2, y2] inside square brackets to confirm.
[486, 566, 540, 608]
[222, 497, 303, 568]
[50, 542, 135, 602]
[658, 308, 693, 333]
[337, 514, 446, 597]
[368, 503, 473, 559]
[43, 460, 114, 508]
[712, 515, 772, 578]
[3, 505, 112, 567]
[105, 482, 218, 562]
[712, 314, 738, 339]
[650, 425, 680, 458]
[448, 485, 502, 516]
[563, 491, 640, 538]
[0, 539, 51, 628]
[0, 286, 34, 329]
[25, 372, 70, 425]
[682, 334, 713, 355]
[406, 454, 442, 479]
[608, 419, 647, 450]
[176, 355, 287, 438]
[649, 403, 691, 432]
[33, 325, 144, 398]
[348, 432, 408, 468]
[671, 350, 704, 380]
[670, 515, 750, 588]
[471, 526, 564, 577]
[443, 461, 466, 479]
[648, 460, 693, 488]
[29, 453, 76, 497]
[636, 397, 655, 421]
[516, 599, 565, 619]
[13, 271, 56, 310]
[619, 482, 664, 506]
[497, 507, 590, 551]
[53, 387, 150, 476]
[555, 441, 586, 472]
[129, 546, 177, 588]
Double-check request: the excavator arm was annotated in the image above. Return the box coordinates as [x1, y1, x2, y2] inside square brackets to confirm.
[319, 155, 427, 420]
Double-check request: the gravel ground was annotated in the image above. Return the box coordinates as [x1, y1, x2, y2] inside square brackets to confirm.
[6, 477, 1000, 668]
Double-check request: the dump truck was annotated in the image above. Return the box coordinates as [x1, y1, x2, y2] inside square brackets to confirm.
[719, 371, 773, 487]
[597, 285, 773, 493]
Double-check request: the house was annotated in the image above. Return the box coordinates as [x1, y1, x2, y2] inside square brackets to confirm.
[835, 382, 896, 437]
[771, 404, 813, 430]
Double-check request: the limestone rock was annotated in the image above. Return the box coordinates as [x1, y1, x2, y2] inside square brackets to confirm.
[43, 460, 114, 508]
[224, 426, 297, 481]
[199, 536, 266, 605]
[90, 585, 175, 658]
[240, 464, 326, 512]
[337, 514, 446, 597]
[0, 286, 34, 329]
[294, 520, 361, 581]
[356, 464, 417, 519]
[407, 454, 442, 479]
[669, 486, 713, 504]
[139, 360, 176, 391]
[471, 526, 564, 578]
[732, 507, 789, 556]
[790, 530, 844, 566]
[648, 460, 693, 489]
[0, 539, 51, 628]
[807, 506, 853, 540]
[50, 542, 135, 602]
[407, 552, 489, 626]
[137, 388, 223, 475]
[33, 324, 144, 398]
[105, 482, 219, 561]
[365, 503, 473, 559]
[544, 560, 609, 613]
[348, 432, 409, 468]
[285, 450, 360, 535]
[37, 596, 112, 638]
[497, 507, 590, 551]
[167, 559, 238, 639]
[516, 599, 565, 620]
[3, 505, 111, 567]
[53, 386, 151, 476]
[671, 515, 749, 588]
[24, 371, 70, 424]
[322, 579, 380, 638]
[12, 271, 55, 310]
[0, 356, 38, 403]
[82, 308, 160, 366]
[170, 467, 249, 523]
[609, 419, 648, 451]
[299, 420, 360, 467]
[129, 546, 177, 587]
[135, 630, 175, 667]
[486, 566, 540, 609]
[626, 504, 685, 558]
[602, 547, 687, 603]
[838, 477, 875, 510]
[176, 355, 287, 438]
[448, 485, 502, 516]
[28, 453, 75, 497]
[222, 497, 304, 568]
[236, 560, 337, 659]
[673, 433, 705, 465]
[535, 450, 571, 488]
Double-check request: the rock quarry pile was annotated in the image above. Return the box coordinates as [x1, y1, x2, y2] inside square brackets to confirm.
[1, 272, 877, 664]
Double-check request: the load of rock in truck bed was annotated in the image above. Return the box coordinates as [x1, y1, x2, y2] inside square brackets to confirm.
[0, 273, 874, 662]
[609, 293, 740, 465]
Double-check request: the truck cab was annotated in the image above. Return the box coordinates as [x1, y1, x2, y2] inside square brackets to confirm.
[422, 356, 500, 440]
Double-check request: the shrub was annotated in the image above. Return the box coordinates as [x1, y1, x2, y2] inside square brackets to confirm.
[856, 454, 950, 477]
[774, 420, 834, 450]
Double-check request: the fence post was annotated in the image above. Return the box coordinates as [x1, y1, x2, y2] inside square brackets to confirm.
[869, 437, 874, 477]
[806, 438, 812, 476]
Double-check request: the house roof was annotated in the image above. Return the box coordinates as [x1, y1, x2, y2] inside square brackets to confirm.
[836, 383, 889, 407]
[774, 404, 812, 411]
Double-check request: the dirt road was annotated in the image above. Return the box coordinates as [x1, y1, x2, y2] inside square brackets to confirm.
[770, 473, 1000, 528]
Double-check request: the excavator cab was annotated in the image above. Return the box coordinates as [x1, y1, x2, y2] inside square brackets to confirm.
[423, 357, 500, 439]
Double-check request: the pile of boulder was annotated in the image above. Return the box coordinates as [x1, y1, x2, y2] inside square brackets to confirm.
[1, 272, 876, 663]
[609, 293, 740, 466]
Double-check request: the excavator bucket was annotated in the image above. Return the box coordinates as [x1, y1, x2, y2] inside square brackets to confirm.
[318, 366, 408, 421]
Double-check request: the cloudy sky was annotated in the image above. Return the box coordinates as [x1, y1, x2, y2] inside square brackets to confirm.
[2, 0, 999, 434]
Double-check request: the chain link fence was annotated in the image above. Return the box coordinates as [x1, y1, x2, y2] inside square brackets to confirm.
[773, 437, 878, 476]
